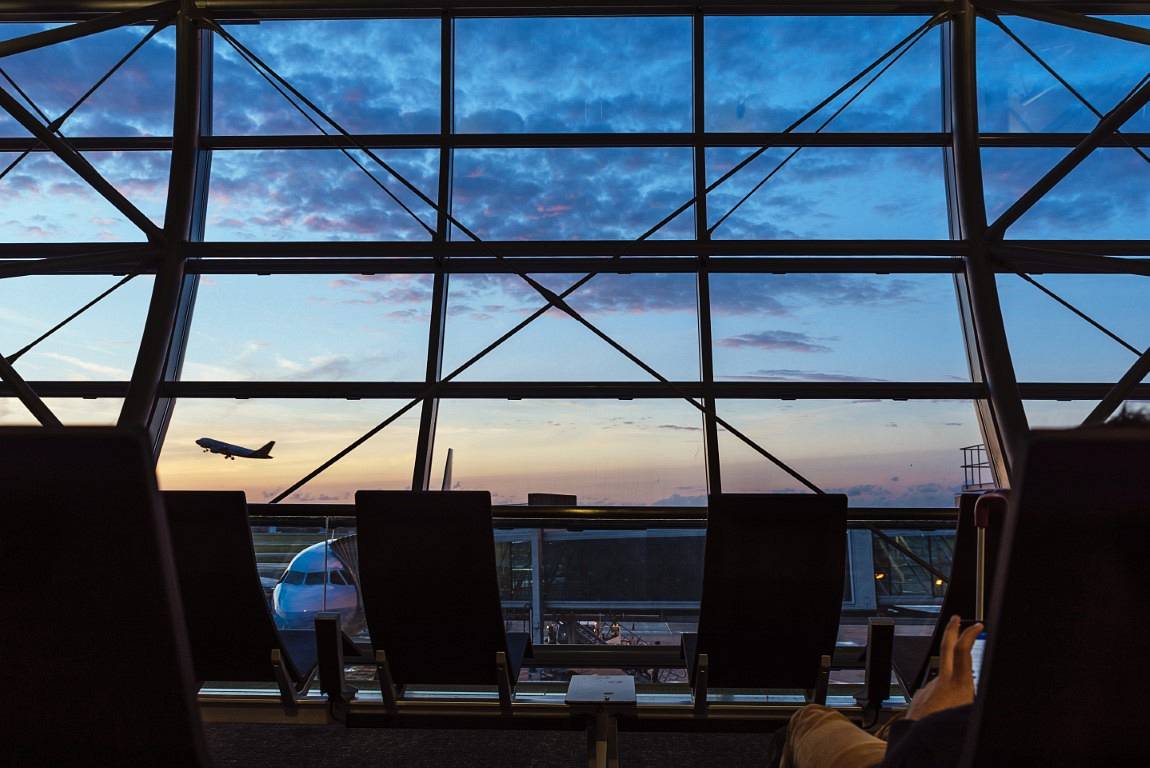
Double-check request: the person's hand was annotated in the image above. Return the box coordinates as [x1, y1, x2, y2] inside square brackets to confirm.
[905, 615, 983, 721]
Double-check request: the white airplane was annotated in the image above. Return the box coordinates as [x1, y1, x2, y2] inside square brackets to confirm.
[270, 448, 454, 633]
[196, 437, 275, 460]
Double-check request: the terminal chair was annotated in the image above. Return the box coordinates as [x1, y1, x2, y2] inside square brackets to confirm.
[891, 491, 1006, 696]
[162, 490, 319, 710]
[350, 490, 531, 713]
[682, 493, 848, 710]
[960, 428, 1150, 766]
[0, 428, 209, 767]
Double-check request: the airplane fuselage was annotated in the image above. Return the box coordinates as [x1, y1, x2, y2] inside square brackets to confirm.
[196, 437, 275, 460]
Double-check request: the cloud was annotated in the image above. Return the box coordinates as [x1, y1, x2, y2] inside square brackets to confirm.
[658, 423, 701, 431]
[728, 369, 889, 383]
[717, 330, 832, 353]
[827, 481, 963, 507]
[37, 352, 128, 379]
[652, 493, 707, 506]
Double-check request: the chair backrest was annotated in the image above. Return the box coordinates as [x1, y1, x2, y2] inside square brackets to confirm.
[696, 493, 848, 689]
[355, 490, 509, 686]
[905, 491, 1006, 694]
[162, 490, 303, 684]
[960, 428, 1150, 766]
[0, 428, 208, 767]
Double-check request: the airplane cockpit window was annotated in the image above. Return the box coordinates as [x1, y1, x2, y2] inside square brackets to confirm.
[304, 572, 327, 586]
[281, 570, 305, 586]
[330, 570, 349, 586]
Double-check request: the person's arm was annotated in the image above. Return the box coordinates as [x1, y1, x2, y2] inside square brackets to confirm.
[883, 615, 982, 766]
[905, 615, 982, 722]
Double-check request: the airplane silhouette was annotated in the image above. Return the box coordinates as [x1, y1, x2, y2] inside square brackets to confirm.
[196, 437, 275, 460]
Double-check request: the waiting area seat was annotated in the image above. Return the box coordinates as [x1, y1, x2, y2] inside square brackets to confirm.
[682, 493, 848, 708]
[353, 490, 532, 711]
[162, 490, 319, 708]
[960, 427, 1150, 766]
[0, 428, 209, 766]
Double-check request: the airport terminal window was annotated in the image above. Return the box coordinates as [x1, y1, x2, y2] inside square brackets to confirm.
[206, 149, 440, 241]
[710, 273, 970, 383]
[443, 273, 701, 382]
[450, 148, 695, 241]
[0, 23, 176, 137]
[4, 6, 1150, 652]
[717, 400, 983, 507]
[703, 15, 942, 133]
[212, 19, 441, 135]
[454, 17, 692, 133]
[998, 274, 1150, 383]
[0, 276, 155, 381]
[976, 15, 1150, 134]
[706, 147, 950, 240]
[158, 399, 419, 502]
[430, 399, 708, 506]
[182, 274, 434, 382]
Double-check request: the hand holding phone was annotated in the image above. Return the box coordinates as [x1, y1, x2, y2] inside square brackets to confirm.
[906, 615, 984, 721]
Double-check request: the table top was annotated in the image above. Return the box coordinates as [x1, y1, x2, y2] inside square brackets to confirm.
[565, 675, 638, 706]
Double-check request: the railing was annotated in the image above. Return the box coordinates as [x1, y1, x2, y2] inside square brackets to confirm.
[961, 444, 995, 490]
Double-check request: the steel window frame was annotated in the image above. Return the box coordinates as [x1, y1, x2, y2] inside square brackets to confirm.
[2, 3, 1149, 498]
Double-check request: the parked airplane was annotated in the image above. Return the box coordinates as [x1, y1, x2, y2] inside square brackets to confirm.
[196, 437, 275, 460]
[270, 448, 454, 633]
[272, 537, 364, 634]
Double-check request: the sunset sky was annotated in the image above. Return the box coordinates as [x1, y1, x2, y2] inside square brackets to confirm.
[0, 14, 1147, 505]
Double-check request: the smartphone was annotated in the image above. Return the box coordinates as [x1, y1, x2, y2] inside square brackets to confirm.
[970, 631, 988, 692]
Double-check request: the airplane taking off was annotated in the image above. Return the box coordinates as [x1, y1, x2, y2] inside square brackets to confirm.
[196, 437, 275, 460]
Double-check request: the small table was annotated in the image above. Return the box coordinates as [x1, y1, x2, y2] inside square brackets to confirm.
[566, 675, 637, 768]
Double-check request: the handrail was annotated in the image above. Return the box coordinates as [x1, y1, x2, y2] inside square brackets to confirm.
[246, 502, 959, 526]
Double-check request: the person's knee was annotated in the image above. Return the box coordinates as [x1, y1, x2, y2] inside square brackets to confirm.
[788, 704, 845, 742]
[782, 704, 887, 768]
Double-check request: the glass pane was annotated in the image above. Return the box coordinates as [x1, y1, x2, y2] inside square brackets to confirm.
[711, 274, 970, 382]
[182, 274, 432, 381]
[0, 275, 154, 380]
[997, 273, 1150, 382]
[0, 397, 122, 425]
[443, 273, 700, 381]
[705, 16, 941, 132]
[450, 148, 694, 240]
[706, 147, 949, 239]
[454, 17, 691, 133]
[430, 399, 708, 506]
[0, 152, 152, 241]
[982, 148, 1150, 239]
[158, 399, 419, 503]
[977, 16, 1150, 133]
[536, 527, 703, 652]
[0, 23, 175, 137]
[1023, 400, 1094, 428]
[212, 20, 440, 135]
[205, 149, 438, 241]
[86, 151, 170, 227]
[718, 399, 982, 506]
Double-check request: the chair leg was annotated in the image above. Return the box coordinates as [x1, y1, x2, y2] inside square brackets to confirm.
[586, 719, 600, 768]
[607, 713, 621, 768]
[316, 614, 357, 719]
[693, 652, 710, 716]
[375, 649, 399, 714]
[812, 654, 832, 706]
[496, 651, 514, 714]
[271, 649, 299, 714]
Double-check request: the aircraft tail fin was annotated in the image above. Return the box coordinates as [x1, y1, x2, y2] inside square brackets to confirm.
[254, 441, 275, 458]
[441, 448, 453, 491]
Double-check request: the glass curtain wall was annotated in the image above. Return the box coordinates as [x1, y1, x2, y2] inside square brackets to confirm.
[2, 4, 1147, 645]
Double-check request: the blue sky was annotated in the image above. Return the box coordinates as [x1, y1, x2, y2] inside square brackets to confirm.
[0, 14, 1148, 504]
